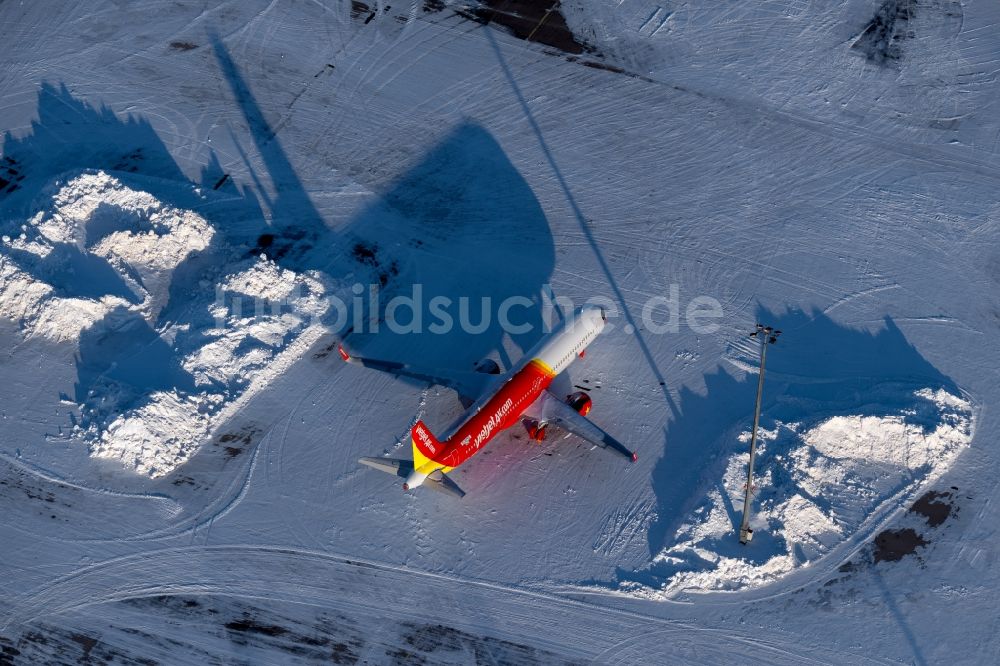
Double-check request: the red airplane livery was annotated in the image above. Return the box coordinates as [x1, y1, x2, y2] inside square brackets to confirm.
[340, 305, 636, 498]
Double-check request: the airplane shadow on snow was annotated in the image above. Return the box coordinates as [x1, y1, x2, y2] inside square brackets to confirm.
[208, 29, 555, 371]
[630, 307, 959, 588]
[0, 38, 553, 500]
[342, 121, 555, 375]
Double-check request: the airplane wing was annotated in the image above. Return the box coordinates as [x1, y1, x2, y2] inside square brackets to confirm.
[338, 345, 496, 404]
[532, 390, 637, 462]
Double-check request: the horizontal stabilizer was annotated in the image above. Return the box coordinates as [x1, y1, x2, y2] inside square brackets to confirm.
[425, 469, 466, 498]
[358, 457, 413, 478]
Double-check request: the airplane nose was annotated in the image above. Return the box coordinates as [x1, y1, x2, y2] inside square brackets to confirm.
[582, 304, 607, 323]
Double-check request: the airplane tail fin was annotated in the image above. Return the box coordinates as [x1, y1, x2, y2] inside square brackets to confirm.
[357, 421, 444, 476]
[359, 422, 464, 497]
[411, 420, 443, 468]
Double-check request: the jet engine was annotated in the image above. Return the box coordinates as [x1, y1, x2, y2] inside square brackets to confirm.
[567, 391, 592, 416]
[474, 358, 501, 374]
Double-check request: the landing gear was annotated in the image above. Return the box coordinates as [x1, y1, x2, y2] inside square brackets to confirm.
[523, 419, 547, 442]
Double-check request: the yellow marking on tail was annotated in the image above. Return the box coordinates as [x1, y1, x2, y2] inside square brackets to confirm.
[412, 435, 434, 469]
[411, 435, 453, 474]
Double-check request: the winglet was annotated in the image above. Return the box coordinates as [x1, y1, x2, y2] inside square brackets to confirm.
[337, 344, 351, 362]
[631, 451, 638, 463]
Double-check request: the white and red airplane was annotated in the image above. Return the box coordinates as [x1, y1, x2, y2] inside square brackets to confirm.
[339, 304, 636, 498]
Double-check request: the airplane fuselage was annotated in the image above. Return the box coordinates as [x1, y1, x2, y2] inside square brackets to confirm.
[406, 305, 606, 489]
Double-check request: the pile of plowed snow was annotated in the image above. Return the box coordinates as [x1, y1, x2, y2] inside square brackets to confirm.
[0, 171, 336, 477]
[1, 171, 213, 335]
[636, 387, 973, 597]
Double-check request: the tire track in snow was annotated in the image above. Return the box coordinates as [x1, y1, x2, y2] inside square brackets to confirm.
[62, 429, 265, 544]
[594, 626, 862, 666]
[821, 283, 901, 316]
[0, 453, 182, 512]
[2, 543, 855, 662]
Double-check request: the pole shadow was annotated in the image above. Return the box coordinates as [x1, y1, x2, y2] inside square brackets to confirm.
[483, 27, 679, 416]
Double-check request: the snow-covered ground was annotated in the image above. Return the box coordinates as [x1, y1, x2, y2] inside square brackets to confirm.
[1, 0, 999, 663]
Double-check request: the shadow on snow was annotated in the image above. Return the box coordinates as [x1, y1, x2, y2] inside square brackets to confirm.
[637, 307, 958, 583]
[0, 38, 554, 487]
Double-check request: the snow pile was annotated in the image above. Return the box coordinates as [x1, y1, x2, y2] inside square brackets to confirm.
[0, 170, 337, 477]
[88, 206, 213, 319]
[645, 388, 973, 597]
[90, 390, 221, 477]
[0, 170, 212, 338]
[187, 258, 331, 390]
[86, 257, 333, 477]
[0, 254, 124, 341]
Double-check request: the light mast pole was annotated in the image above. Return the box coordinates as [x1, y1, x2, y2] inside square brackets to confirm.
[739, 324, 780, 545]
